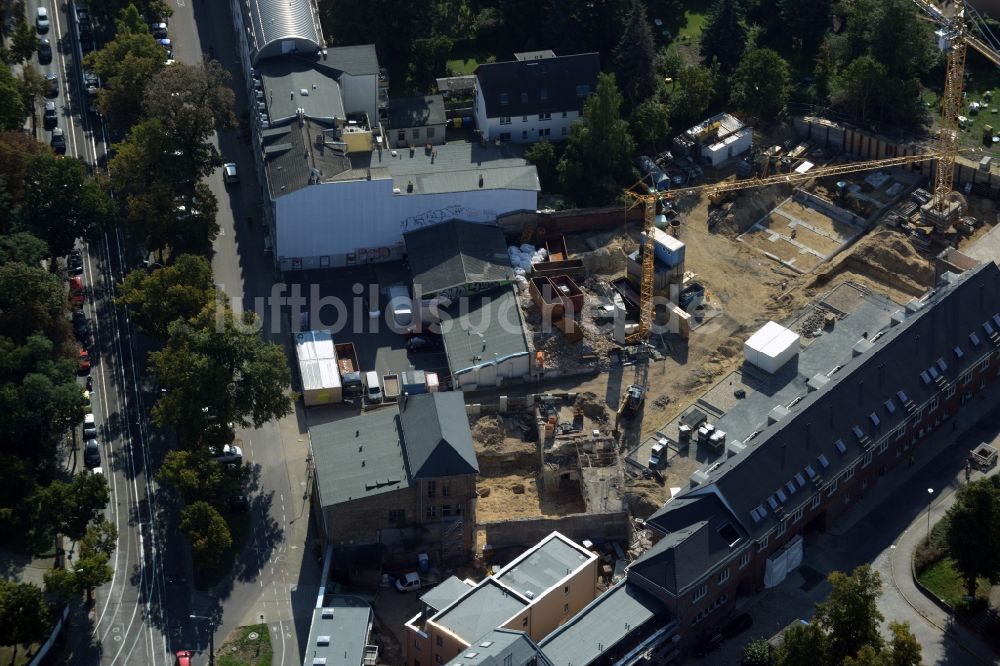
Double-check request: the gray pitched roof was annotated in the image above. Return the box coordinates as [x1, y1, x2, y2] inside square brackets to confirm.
[442, 286, 531, 376]
[258, 58, 345, 123]
[387, 95, 447, 129]
[652, 262, 1000, 551]
[399, 392, 479, 478]
[628, 522, 713, 597]
[539, 582, 666, 666]
[474, 53, 600, 117]
[324, 44, 381, 76]
[433, 580, 528, 643]
[420, 576, 474, 613]
[304, 596, 372, 666]
[244, 0, 321, 65]
[310, 407, 410, 507]
[261, 118, 351, 199]
[447, 629, 552, 666]
[405, 221, 513, 296]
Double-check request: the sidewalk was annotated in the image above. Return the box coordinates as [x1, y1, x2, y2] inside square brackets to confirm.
[828, 390, 1000, 664]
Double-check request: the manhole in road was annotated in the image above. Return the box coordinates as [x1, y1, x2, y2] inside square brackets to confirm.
[248, 632, 259, 641]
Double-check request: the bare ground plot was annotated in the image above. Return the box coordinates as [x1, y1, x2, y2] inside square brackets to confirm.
[740, 227, 825, 272]
[767, 211, 846, 256]
[476, 473, 587, 522]
[779, 200, 859, 243]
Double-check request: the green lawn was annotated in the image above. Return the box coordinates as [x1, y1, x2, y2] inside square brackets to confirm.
[924, 61, 1000, 156]
[446, 57, 480, 76]
[676, 0, 713, 42]
[217, 625, 272, 666]
[917, 557, 991, 607]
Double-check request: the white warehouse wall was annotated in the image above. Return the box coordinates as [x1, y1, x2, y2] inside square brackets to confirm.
[274, 178, 537, 270]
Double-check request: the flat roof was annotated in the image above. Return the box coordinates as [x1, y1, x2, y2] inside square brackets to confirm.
[387, 94, 447, 129]
[745, 321, 799, 355]
[384, 142, 539, 195]
[441, 286, 530, 375]
[433, 579, 527, 644]
[296, 330, 341, 392]
[421, 576, 475, 613]
[304, 596, 373, 666]
[495, 533, 593, 599]
[540, 582, 666, 666]
[258, 58, 344, 123]
[310, 408, 410, 507]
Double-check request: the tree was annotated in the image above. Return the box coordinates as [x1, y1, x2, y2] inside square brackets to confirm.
[43, 566, 79, 604]
[118, 254, 215, 336]
[80, 520, 118, 560]
[654, 45, 684, 81]
[631, 99, 671, 153]
[741, 637, 770, 666]
[157, 449, 244, 505]
[9, 22, 36, 64]
[0, 131, 47, 209]
[524, 140, 558, 191]
[0, 67, 23, 131]
[37, 473, 109, 541]
[84, 5, 167, 128]
[885, 621, 922, 666]
[815, 565, 884, 664]
[613, 0, 658, 107]
[150, 306, 294, 445]
[180, 501, 231, 567]
[0, 580, 50, 655]
[701, 0, 747, 73]
[832, 56, 887, 126]
[775, 621, 829, 666]
[0, 266, 71, 343]
[19, 154, 114, 258]
[843, 645, 887, 666]
[74, 551, 113, 603]
[0, 232, 49, 267]
[945, 476, 1000, 597]
[729, 47, 791, 122]
[408, 35, 454, 91]
[557, 72, 636, 206]
[777, 0, 831, 51]
[670, 64, 717, 125]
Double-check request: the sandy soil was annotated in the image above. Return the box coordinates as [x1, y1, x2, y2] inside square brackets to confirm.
[476, 473, 586, 521]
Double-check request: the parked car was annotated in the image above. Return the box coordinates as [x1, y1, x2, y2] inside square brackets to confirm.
[36, 7, 49, 33]
[227, 494, 249, 512]
[222, 162, 239, 184]
[394, 572, 422, 592]
[84, 439, 100, 467]
[69, 249, 84, 275]
[83, 412, 97, 438]
[406, 335, 441, 352]
[78, 347, 91, 374]
[692, 632, 724, 658]
[43, 101, 57, 129]
[723, 613, 753, 638]
[50, 127, 66, 155]
[81, 389, 91, 412]
[209, 443, 243, 464]
[175, 650, 192, 666]
[44, 73, 58, 98]
[73, 310, 90, 339]
[38, 38, 52, 64]
[149, 21, 168, 38]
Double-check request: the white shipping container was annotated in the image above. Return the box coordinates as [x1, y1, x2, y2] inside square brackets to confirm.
[295, 330, 343, 405]
[744, 321, 800, 374]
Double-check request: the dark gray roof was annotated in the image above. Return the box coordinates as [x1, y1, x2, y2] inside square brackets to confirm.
[628, 522, 713, 597]
[387, 95, 446, 129]
[420, 576, 474, 613]
[310, 407, 410, 507]
[261, 117, 352, 199]
[655, 262, 1000, 548]
[539, 582, 667, 666]
[304, 596, 373, 666]
[442, 286, 531, 376]
[399, 392, 479, 479]
[474, 53, 600, 117]
[324, 44, 381, 76]
[258, 58, 344, 123]
[447, 629, 552, 666]
[433, 579, 528, 643]
[244, 0, 321, 65]
[495, 533, 593, 598]
[405, 221, 513, 296]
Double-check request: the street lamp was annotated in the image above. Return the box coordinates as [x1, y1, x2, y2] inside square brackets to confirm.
[189, 614, 215, 666]
[927, 488, 934, 540]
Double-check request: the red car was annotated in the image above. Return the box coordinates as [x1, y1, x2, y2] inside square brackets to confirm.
[78, 347, 91, 374]
[175, 650, 192, 666]
[69, 276, 85, 306]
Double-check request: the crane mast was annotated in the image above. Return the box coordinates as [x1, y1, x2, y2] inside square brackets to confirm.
[933, 10, 968, 213]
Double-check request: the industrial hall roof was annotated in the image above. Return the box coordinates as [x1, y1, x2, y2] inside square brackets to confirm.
[474, 52, 600, 118]
[441, 285, 531, 375]
[243, 0, 322, 65]
[405, 221, 513, 297]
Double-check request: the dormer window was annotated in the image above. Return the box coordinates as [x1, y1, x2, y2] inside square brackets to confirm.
[499, 93, 509, 106]
[540, 87, 548, 101]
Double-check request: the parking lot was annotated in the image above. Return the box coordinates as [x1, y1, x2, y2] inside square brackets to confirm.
[288, 261, 450, 390]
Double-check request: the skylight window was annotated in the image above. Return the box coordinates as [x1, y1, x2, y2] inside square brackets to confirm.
[835, 440, 847, 454]
[897, 390, 909, 403]
[928, 366, 939, 380]
[870, 413, 880, 427]
[993, 314, 1000, 329]
[539, 87, 548, 101]
[750, 507, 764, 523]
[767, 495, 779, 510]
[985, 321, 995, 335]
[954, 346, 964, 359]
[520, 92, 528, 103]
[852, 425, 865, 440]
[795, 472, 807, 487]
[936, 357, 948, 372]
[819, 453, 831, 468]
[805, 465, 817, 478]
[785, 481, 797, 495]
[920, 371, 932, 385]
[575, 84, 590, 97]
[776, 488, 788, 502]
[884, 399, 896, 414]
[499, 93, 509, 106]
[970, 332, 981, 346]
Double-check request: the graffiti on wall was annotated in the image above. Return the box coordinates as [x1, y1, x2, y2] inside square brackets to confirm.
[399, 205, 498, 232]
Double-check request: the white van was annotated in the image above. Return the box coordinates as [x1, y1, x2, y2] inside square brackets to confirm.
[364, 371, 382, 403]
[388, 285, 412, 330]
